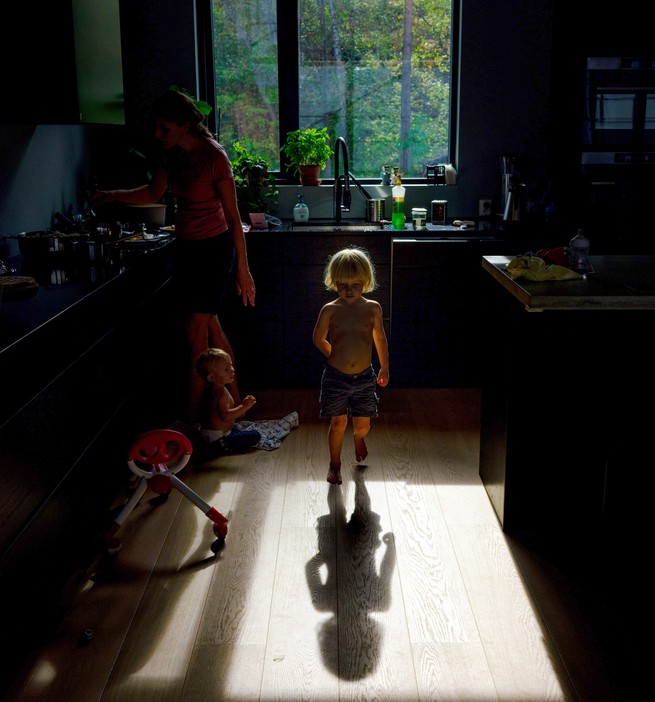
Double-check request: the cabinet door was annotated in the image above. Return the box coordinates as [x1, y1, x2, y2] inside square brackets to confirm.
[2, 4, 78, 124]
[390, 240, 503, 387]
[1, 1, 124, 125]
[222, 231, 285, 388]
[231, 232, 392, 389]
[72, 0, 125, 124]
[282, 233, 392, 387]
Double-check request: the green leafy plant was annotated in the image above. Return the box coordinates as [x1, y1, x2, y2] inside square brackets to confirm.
[280, 127, 334, 173]
[231, 141, 278, 215]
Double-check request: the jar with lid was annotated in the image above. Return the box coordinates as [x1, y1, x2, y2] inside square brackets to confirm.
[411, 207, 427, 230]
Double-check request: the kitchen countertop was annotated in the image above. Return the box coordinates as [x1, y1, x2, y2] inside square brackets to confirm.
[0, 236, 172, 352]
[272, 219, 502, 238]
[1, 236, 174, 426]
[482, 254, 655, 311]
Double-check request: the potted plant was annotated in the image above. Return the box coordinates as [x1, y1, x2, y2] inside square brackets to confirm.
[231, 141, 279, 219]
[281, 127, 334, 185]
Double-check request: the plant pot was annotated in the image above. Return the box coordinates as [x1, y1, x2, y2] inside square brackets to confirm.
[299, 164, 322, 186]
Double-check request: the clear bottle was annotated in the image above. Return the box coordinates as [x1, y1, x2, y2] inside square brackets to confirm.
[293, 194, 310, 222]
[568, 229, 590, 274]
[392, 175, 406, 231]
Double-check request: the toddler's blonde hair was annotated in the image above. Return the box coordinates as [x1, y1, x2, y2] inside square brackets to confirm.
[195, 347, 231, 381]
[323, 247, 377, 292]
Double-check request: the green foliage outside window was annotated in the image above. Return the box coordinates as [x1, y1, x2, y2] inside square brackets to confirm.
[212, 0, 452, 179]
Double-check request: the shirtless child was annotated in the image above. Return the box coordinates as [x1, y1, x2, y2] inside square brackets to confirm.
[312, 247, 390, 484]
[195, 348, 260, 453]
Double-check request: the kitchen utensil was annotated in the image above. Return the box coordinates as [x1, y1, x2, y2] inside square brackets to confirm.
[117, 231, 171, 248]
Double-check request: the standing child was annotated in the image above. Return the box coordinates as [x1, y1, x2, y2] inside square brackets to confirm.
[312, 247, 390, 484]
[195, 348, 261, 453]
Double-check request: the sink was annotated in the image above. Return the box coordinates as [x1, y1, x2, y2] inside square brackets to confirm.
[289, 220, 389, 232]
[290, 223, 390, 232]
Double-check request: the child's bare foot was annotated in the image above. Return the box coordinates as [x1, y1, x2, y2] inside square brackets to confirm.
[327, 462, 342, 484]
[354, 437, 368, 463]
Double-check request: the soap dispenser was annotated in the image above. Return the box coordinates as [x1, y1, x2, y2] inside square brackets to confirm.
[391, 174, 406, 231]
[293, 194, 309, 223]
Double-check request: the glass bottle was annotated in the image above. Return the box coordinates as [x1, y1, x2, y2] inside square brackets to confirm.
[293, 194, 310, 222]
[568, 229, 590, 274]
[392, 175, 406, 231]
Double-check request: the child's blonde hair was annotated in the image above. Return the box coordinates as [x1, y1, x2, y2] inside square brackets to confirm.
[323, 247, 377, 292]
[195, 347, 231, 381]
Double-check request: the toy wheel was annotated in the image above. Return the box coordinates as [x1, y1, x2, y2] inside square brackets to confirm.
[211, 537, 226, 554]
[106, 537, 122, 555]
[213, 521, 228, 539]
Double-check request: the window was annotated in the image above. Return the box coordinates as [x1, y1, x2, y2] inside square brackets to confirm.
[209, 0, 455, 180]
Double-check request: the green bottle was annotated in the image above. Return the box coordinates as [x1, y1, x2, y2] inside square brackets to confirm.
[392, 175, 406, 231]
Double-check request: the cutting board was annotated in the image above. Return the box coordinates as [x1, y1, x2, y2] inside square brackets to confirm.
[0, 275, 39, 300]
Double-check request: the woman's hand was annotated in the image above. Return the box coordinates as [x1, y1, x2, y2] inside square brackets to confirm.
[237, 266, 256, 306]
[90, 190, 115, 206]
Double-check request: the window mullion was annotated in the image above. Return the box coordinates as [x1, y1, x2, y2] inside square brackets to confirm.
[277, 0, 299, 178]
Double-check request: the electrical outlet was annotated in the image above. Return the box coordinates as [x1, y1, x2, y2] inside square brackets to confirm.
[479, 199, 492, 217]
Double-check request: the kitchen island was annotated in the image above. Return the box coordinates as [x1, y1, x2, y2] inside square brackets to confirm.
[479, 255, 654, 546]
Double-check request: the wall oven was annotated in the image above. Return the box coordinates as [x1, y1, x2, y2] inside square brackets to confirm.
[580, 58, 655, 251]
[582, 56, 655, 167]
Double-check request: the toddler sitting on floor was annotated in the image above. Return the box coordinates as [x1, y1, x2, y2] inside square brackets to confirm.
[195, 348, 261, 454]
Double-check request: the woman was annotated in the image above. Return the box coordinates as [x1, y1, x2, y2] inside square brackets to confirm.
[92, 88, 255, 424]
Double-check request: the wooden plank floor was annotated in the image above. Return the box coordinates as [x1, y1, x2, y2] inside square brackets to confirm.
[4, 389, 635, 701]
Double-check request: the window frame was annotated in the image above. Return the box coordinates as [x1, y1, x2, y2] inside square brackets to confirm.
[197, 0, 460, 184]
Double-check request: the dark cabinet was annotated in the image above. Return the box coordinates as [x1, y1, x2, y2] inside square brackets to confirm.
[228, 231, 503, 390]
[478, 258, 652, 543]
[1, 1, 124, 125]
[226, 231, 391, 389]
[390, 238, 504, 386]
[0, 245, 175, 693]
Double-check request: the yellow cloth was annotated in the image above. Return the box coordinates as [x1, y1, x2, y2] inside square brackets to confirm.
[507, 256, 582, 281]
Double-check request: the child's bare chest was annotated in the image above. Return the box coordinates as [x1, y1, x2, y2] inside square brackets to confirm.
[330, 304, 373, 335]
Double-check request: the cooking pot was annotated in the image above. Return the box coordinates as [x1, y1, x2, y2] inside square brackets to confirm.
[12, 230, 82, 261]
[366, 198, 386, 223]
[73, 237, 114, 264]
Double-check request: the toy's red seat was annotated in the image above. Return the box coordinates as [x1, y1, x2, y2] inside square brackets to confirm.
[105, 429, 228, 554]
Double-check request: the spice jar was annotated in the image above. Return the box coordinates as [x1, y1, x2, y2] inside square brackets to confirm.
[412, 207, 427, 230]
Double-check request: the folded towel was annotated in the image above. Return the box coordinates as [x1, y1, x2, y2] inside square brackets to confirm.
[507, 256, 582, 282]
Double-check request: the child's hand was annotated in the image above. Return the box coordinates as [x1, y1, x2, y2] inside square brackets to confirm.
[242, 395, 257, 409]
[377, 369, 389, 387]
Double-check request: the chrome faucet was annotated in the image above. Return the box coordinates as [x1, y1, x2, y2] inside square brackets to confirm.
[333, 137, 351, 224]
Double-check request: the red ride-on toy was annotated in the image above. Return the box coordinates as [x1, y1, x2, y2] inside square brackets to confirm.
[105, 429, 228, 554]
